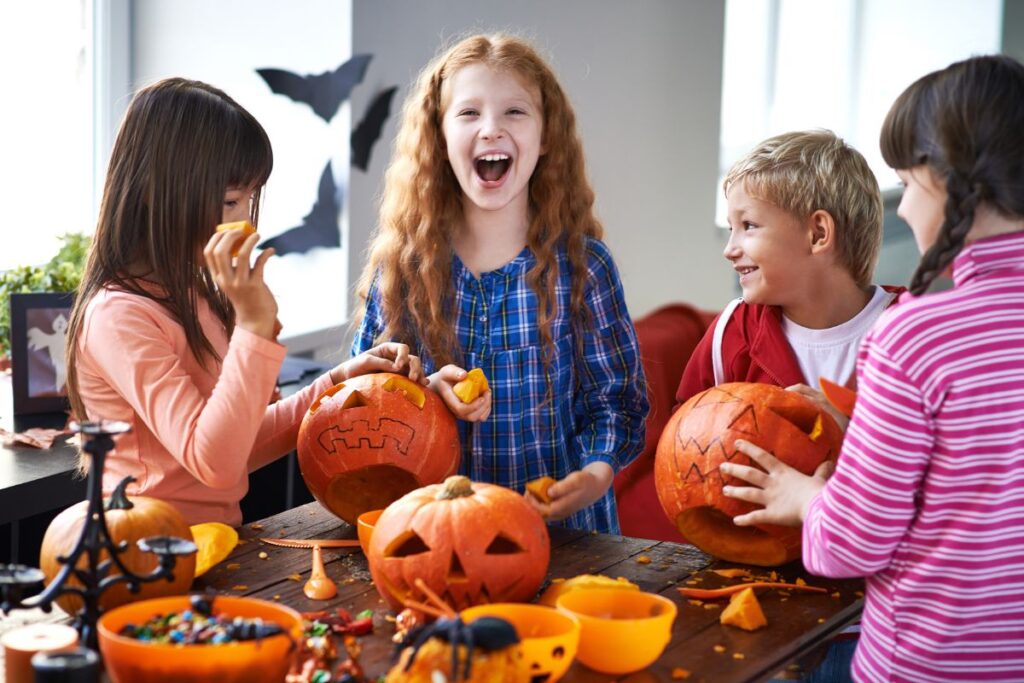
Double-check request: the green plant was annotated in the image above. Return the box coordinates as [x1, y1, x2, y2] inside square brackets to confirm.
[0, 233, 91, 358]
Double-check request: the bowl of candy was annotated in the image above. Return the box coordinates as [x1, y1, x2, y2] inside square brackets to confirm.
[97, 594, 303, 683]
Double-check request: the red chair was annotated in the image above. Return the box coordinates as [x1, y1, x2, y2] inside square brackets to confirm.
[615, 303, 716, 541]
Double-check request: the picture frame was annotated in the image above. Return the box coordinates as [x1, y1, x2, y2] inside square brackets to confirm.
[10, 291, 74, 415]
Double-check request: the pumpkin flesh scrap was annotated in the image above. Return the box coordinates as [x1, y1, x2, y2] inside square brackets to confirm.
[720, 587, 767, 631]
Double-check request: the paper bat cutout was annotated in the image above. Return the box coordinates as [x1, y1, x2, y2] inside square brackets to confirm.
[257, 54, 372, 123]
[351, 86, 398, 171]
[259, 162, 341, 255]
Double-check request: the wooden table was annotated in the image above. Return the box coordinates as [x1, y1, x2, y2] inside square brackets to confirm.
[196, 502, 863, 682]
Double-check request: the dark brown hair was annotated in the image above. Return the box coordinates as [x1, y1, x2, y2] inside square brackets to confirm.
[880, 54, 1024, 295]
[66, 77, 273, 422]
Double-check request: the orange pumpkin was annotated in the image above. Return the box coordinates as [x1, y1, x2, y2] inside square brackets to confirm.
[40, 476, 196, 614]
[654, 383, 842, 566]
[367, 476, 550, 611]
[297, 373, 461, 524]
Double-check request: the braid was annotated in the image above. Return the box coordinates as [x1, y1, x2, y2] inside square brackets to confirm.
[908, 170, 982, 295]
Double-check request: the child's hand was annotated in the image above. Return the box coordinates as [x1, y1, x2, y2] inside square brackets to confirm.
[719, 439, 834, 527]
[786, 384, 850, 432]
[330, 343, 426, 385]
[204, 229, 278, 340]
[429, 365, 491, 421]
[526, 462, 613, 521]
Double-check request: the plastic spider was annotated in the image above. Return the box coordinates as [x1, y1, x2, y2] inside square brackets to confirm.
[393, 615, 520, 681]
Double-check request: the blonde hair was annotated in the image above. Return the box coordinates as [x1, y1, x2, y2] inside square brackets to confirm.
[354, 33, 602, 366]
[724, 130, 882, 287]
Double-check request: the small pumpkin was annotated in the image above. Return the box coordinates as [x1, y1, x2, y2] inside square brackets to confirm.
[719, 587, 767, 631]
[368, 476, 550, 612]
[654, 383, 842, 566]
[40, 476, 196, 614]
[297, 373, 461, 524]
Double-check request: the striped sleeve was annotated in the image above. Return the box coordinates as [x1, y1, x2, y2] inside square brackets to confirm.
[803, 330, 935, 577]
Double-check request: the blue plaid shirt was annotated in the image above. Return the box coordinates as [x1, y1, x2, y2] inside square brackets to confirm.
[352, 237, 648, 533]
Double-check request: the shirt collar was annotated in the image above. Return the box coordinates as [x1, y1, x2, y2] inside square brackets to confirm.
[952, 231, 1024, 287]
[452, 246, 534, 282]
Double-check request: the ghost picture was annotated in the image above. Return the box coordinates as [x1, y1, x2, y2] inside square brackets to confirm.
[25, 307, 70, 398]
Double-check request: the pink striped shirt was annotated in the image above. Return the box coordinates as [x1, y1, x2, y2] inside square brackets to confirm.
[804, 231, 1024, 681]
[77, 286, 334, 526]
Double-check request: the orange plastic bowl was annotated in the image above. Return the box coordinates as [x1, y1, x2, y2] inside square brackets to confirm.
[356, 508, 383, 554]
[97, 595, 303, 683]
[462, 603, 580, 683]
[556, 588, 676, 674]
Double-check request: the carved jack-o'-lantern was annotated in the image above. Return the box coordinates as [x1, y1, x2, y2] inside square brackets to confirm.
[654, 383, 843, 566]
[367, 476, 550, 612]
[297, 373, 460, 524]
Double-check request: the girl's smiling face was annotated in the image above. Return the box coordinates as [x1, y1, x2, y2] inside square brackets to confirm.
[895, 166, 947, 254]
[441, 63, 544, 216]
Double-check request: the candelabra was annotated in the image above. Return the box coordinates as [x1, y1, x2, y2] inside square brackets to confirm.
[0, 420, 196, 651]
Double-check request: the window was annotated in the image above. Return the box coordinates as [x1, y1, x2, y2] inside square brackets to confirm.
[718, 0, 1004, 225]
[1, 0, 96, 269]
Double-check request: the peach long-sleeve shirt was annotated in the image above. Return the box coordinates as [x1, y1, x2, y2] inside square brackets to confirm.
[76, 286, 334, 525]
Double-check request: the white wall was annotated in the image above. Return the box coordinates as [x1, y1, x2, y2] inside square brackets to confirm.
[348, 0, 732, 330]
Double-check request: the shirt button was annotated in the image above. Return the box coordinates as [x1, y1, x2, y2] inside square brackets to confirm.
[480, 314, 488, 322]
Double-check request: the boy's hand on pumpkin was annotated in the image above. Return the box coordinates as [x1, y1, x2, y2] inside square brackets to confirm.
[429, 365, 491, 422]
[529, 462, 613, 521]
[785, 384, 850, 433]
[332, 343, 426, 385]
[720, 439, 833, 527]
[204, 229, 278, 340]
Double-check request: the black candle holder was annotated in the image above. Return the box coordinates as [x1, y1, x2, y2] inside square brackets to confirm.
[0, 420, 197, 651]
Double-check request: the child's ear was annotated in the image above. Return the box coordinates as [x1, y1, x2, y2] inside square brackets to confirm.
[808, 209, 836, 254]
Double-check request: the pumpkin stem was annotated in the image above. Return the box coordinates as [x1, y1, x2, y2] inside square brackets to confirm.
[436, 475, 474, 500]
[106, 475, 137, 511]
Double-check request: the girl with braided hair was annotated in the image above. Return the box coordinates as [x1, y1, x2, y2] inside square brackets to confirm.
[719, 54, 1024, 680]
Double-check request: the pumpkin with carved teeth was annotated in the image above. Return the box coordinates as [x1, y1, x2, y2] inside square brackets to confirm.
[367, 476, 550, 612]
[654, 382, 843, 566]
[297, 373, 461, 524]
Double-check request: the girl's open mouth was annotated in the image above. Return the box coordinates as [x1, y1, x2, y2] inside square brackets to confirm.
[474, 153, 512, 184]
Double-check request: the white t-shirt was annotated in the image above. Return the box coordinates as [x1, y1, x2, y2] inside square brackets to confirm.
[781, 286, 897, 387]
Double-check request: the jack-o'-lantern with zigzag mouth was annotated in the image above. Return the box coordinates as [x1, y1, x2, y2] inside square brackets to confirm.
[654, 382, 842, 566]
[297, 373, 461, 524]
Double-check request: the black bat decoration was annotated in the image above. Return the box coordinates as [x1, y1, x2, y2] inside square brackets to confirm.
[259, 162, 341, 255]
[351, 86, 398, 171]
[257, 54, 372, 123]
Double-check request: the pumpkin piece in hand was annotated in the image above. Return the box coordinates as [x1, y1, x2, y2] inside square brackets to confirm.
[525, 476, 557, 504]
[453, 368, 489, 404]
[719, 587, 767, 631]
[215, 220, 256, 257]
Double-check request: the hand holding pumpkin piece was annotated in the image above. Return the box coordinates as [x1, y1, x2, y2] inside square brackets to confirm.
[429, 365, 491, 422]
[720, 440, 834, 527]
[453, 368, 489, 403]
[527, 462, 613, 522]
[787, 382, 850, 432]
[204, 225, 277, 340]
[215, 220, 257, 257]
[525, 476, 556, 504]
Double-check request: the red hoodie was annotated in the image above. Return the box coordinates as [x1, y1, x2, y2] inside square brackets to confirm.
[675, 285, 906, 408]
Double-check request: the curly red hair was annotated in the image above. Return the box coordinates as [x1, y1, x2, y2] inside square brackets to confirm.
[355, 33, 602, 366]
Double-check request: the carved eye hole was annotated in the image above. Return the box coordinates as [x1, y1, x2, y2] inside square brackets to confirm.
[382, 377, 426, 408]
[552, 645, 566, 659]
[339, 390, 368, 410]
[385, 531, 431, 557]
[485, 533, 524, 555]
[769, 405, 819, 436]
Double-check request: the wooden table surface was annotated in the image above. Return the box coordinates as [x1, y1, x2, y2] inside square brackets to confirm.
[196, 502, 864, 682]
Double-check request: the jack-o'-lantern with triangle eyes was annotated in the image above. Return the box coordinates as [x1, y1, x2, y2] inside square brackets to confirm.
[367, 476, 551, 612]
[654, 382, 843, 566]
[297, 373, 461, 524]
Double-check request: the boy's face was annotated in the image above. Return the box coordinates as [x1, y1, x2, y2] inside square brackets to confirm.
[441, 63, 544, 218]
[723, 181, 814, 307]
